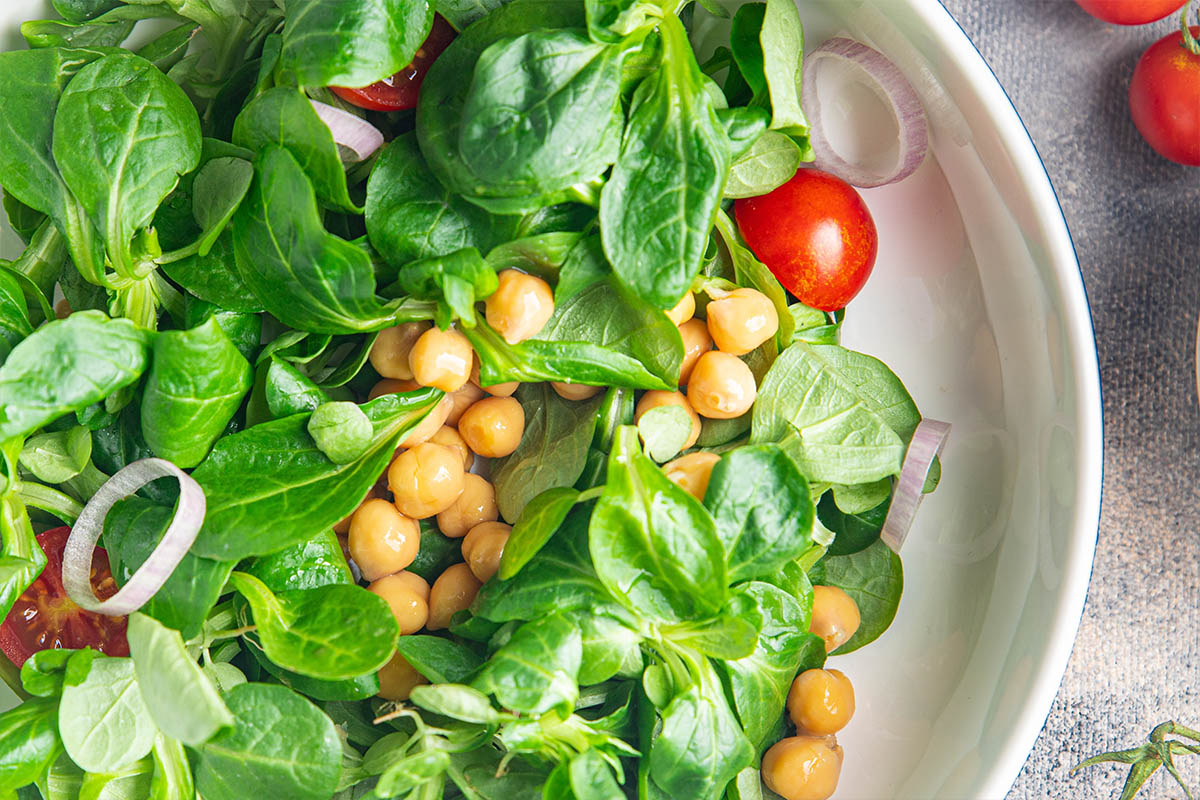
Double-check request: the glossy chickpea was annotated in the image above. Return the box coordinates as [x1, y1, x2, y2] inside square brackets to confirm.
[409, 326, 473, 392]
[377, 652, 427, 701]
[445, 381, 486, 426]
[334, 486, 380, 535]
[436, 474, 498, 538]
[348, 499, 420, 581]
[706, 288, 778, 355]
[666, 292, 696, 326]
[368, 573, 429, 634]
[461, 521, 510, 583]
[428, 426, 473, 469]
[662, 452, 721, 501]
[458, 397, 525, 458]
[388, 442, 466, 519]
[788, 669, 856, 736]
[427, 563, 483, 630]
[485, 269, 555, 344]
[687, 351, 756, 419]
[461, 521, 511, 563]
[678, 318, 713, 386]
[551, 382, 603, 401]
[809, 585, 861, 653]
[392, 570, 430, 601]
[398, 395, 454, 448]
[470, 361, 518, 397]
[635, 390, 701, 449]
[761, 736, 844, 800]
[369, 322, 430, 380]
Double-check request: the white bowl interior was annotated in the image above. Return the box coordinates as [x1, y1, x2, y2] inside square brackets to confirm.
[779, 3, 1101, 798]
[0, 1, 1102, 798]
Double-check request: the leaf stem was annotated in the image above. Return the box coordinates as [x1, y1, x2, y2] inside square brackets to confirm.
[15, 481, 84, 524]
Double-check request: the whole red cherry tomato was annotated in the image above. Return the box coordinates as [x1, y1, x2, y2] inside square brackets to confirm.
[1073, 0, 1187, 25]
[1129, 25, 1200, 166]
[0, 527, 128, 667]
[330, 15, 456, 111]
[734, 169, 878, 312]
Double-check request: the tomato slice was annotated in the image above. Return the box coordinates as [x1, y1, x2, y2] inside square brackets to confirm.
[330, 15, 457, 111]
[734, 169, 879, 312]
[0, 527, 128, 667]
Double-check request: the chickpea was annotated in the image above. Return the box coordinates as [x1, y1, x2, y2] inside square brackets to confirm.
[54, 298, 72, 320]
[369, 377, 418, 401]
[348, 499, 420, 580]
[458, 397, 525, 458]
[398, 395, 453, 448]
[678, 318, 713, 386]
[445, 381, 486, 426]
[788, 669, 856, 736]
[761, 736, 844, 800]
[461, 521, 511, 563]
[334, 486, 380, 535]
[377, 652, 427, 701]
[706, 288, 779, 355]
[388, 442, 466, 519]
[470, 361, 518, 397]
[809, 585, 862, 653]
[662, 452, 720, 501]
[461, 522, 510, 583]
[393, 570, 430, 601]
[428, 425, 473, 469]
[485, 269, 555, 344]
[635, 390, 700, 450]
[409, 327, 473, 392]
[687, 351, 756, 419]
[427, 563, 482, 630]
[551, 382, 603, 401]
[369, 322, 430, 380]
[436, 474, 499, 538]
[368, 573, 429, 634]
[667, 292, 695, 326]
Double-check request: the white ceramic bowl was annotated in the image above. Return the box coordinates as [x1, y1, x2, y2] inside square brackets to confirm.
[0, 2, 1102, 798]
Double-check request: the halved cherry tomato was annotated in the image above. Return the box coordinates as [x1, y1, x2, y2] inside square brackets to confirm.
[1073, 0, 1187, 25]
[330, 15, 456, 111]
[1129, 25, 1200, 166]
[734, 169, 879, 312]
[0, 527, 128, 667]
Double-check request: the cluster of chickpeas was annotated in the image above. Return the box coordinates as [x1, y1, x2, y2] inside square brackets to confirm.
[762, 585, 863, 800]
[338, 269, 558, 701]
[640, 284, 779, 499]
[333, 270, 847, 783]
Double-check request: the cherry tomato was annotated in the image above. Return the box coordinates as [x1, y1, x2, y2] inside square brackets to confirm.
[1129, 26, 1200, 166]
[734, 169, 878, 312]
[0, 527, 128, 667]
[330, 15, 456, 111]
[1073, 0, 1187, 25]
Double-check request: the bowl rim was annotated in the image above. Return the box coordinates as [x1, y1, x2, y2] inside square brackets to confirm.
[915, 0, 1104, 796]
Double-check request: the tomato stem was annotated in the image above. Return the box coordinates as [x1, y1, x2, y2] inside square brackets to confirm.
[1181, 4, 1200, 56]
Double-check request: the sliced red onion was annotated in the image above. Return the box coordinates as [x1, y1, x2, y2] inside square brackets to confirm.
[881, 419, 950, 553]
[309, 99, 384, 163]
[802, 37, 929, 187]
[62, 458, 206, 616]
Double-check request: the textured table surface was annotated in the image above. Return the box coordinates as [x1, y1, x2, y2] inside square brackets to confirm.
[936, 1, 1200, 798]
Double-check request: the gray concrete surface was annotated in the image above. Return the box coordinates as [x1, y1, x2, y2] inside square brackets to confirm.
[936, 1, 1200, 797]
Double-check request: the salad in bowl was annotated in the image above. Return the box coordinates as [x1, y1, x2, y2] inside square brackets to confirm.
[0, 0, 948, 798]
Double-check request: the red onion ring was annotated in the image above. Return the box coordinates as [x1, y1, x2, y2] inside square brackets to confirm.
[802, 37, 929, 187]
[62, 458, 206, 616]
[309, 99, 384, 163]
[881, 419, 950, 553]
